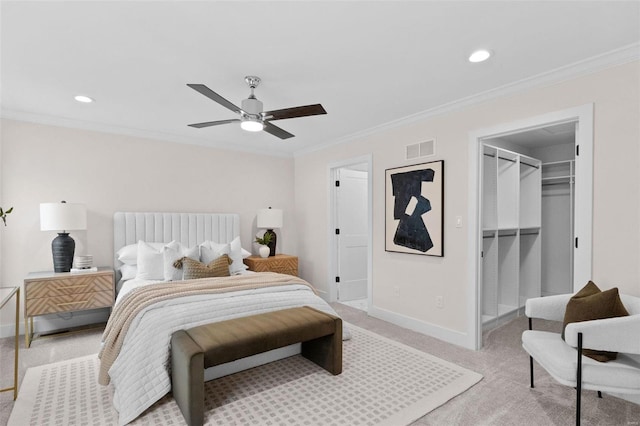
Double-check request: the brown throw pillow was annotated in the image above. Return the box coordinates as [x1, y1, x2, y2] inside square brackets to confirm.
[174, 255, 231, 280]
[562, 281, 629, 362]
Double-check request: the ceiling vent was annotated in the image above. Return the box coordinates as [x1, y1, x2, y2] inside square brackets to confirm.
[406, 139, 435, 160]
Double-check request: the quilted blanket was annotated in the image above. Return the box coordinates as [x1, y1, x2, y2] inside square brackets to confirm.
[98, 273, 343, 425]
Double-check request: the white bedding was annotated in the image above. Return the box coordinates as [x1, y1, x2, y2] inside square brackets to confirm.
[104, 278, 346, 425]
[115, 270, 255, 302]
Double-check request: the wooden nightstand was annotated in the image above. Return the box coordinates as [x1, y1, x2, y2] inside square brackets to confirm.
[24, 267, 114, 347]
[243, 254, 298, 276]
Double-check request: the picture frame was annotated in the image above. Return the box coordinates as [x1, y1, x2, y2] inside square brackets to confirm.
[385, 160, 444, 256]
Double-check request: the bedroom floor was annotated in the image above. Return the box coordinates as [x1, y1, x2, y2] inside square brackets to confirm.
[1, 304, 638, 425]
[337, 298, 368, 311]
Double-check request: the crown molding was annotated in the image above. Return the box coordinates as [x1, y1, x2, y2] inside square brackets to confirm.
[2, 43, 637, 160]
[0, 110, 294, 158]
[294, 42, 640, 158]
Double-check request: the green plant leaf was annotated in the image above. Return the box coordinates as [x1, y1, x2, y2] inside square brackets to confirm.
[255, 232, 273, 245]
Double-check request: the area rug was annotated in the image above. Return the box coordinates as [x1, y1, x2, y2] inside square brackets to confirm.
[9, 325, 482, 425]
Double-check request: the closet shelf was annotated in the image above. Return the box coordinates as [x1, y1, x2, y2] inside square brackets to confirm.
[482, 227, 520, 234]
[483, 226, 538, 233]
[542, 176, 574, 182]
[520, 227, 541, 235]
[482, 144, 542, 331]
[542, 160, 575, 167]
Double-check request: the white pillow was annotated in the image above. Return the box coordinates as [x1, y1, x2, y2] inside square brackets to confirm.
[229, 236, 249, 274]
[163, 241, 199, 281]
[117, 242, 164, 265]
[200, 238, 249, 275]
[136, 240, 172, 280]
[199, 241, 230, 264]
[241, 247, 251, 258]
[119, 264, 137, 281]
[116, 244, 138, 265]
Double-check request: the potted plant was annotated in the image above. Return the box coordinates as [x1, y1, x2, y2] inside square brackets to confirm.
[0, 206, 13, 226]
[255, 232, 273, 258]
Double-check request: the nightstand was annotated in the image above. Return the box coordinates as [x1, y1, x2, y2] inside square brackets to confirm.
[0, 286, 19, 399]
[24, 267, 114, 347]
[243, 254, 298, 276]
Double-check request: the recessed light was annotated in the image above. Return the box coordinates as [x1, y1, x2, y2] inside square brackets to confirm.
[468, 49, 492, 63]
[74, 95, 94, 103]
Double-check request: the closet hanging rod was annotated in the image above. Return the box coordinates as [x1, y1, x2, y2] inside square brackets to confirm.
[498, 232, 518, 238]
[542, 175, 573, 181]
[542, 160, 575, 167]
[483, 153, 539, 169]
[542, 180, 574, 187]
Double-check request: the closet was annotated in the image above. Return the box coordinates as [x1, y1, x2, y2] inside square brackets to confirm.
[480, 122, 576, 330]
[481, 145, 542, 328]
[535, 148, 575, 296]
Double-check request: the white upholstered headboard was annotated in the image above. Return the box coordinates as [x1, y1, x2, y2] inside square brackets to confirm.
[113, 212, 240, 273]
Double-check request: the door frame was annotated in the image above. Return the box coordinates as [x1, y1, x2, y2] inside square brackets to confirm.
[467, 104, 594, 350]
[328, 154, 373, 307]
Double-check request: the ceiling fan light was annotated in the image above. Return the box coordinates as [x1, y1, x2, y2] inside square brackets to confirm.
[240, 119, 264, 132]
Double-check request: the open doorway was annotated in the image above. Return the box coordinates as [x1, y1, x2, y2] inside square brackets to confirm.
[468, 104, 593, 350]
[329, 156, 372, 312]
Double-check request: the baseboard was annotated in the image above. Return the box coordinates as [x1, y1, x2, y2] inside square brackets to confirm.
[482, 307, 524, 332]
[316, 288, 329, 302]
[368, 306, 472, 349]
[0, 308, 110, 339]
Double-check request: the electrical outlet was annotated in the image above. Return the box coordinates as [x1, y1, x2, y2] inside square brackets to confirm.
[436, 296, 444, 309]
[393, 286, 400, 296]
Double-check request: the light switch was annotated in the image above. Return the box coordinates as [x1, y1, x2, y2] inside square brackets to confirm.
[456, 216, 463, 228]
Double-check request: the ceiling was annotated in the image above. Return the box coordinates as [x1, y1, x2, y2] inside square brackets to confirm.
[490, 121, 577, 149]
[1, 1, 639, 157]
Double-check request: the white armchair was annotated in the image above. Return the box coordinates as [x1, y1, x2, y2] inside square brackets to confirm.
[522, 293, 640, 426]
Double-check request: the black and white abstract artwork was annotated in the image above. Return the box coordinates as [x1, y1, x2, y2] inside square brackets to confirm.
[385, 160, 444, 256]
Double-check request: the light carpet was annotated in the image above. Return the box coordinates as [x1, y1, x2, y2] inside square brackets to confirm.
[9, 325, 482, 425]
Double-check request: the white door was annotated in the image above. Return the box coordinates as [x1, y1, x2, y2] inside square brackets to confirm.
[336, 168, 368, 301]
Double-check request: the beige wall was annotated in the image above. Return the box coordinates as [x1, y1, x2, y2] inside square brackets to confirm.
[294, 61, 640, 344]
[1, 62, 638, 342]
[0, 120, 295, 333]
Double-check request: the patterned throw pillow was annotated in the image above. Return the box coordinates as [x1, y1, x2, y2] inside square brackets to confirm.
[174, 255, 232, 280]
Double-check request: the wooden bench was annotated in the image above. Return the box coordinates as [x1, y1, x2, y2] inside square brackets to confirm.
[170, 306, 343, 426]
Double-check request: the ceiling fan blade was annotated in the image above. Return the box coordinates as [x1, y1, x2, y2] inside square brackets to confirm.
[263, 104, 327, 121]
[188, 119, 240, 128]
[187, 84, 242, 114]
[263, 121, 295, 139]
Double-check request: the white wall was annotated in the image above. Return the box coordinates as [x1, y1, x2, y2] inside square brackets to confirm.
[0, 119, 296, 335]
[294, 61, 640, 346]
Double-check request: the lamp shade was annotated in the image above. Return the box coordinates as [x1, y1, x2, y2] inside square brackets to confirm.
[257, 208, 283, 229]
[40, 202, 87, 231]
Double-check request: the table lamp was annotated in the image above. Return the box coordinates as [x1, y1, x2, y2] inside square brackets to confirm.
[40, 201, 87, 272]
[257, 207, 283, 257]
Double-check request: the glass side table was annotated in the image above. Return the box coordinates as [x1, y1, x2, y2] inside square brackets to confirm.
[0, 286, 20, 400]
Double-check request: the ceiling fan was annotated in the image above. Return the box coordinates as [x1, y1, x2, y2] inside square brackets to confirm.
[187, 76, 327, 140]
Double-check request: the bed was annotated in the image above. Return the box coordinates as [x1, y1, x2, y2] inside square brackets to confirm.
[101, 212, 347, 425]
